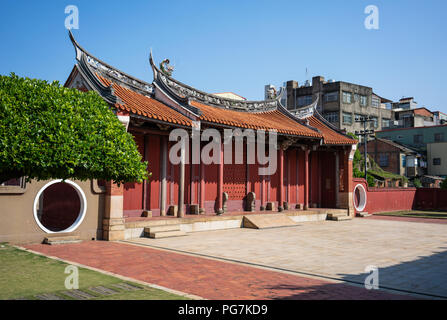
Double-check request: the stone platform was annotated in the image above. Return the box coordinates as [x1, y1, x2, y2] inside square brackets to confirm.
[124, 208, 347, 240]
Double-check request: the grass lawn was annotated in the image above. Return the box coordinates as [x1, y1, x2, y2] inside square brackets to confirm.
[0, 243, 189, 300]
[375, 210, 447, 219]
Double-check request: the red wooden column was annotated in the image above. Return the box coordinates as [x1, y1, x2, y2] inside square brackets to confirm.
[217, 141, 224, 215]
[341, 146, 355, 216]
[304, 148, 310, 210]
[318, 152, 322, 208]
[177, 137, 186, 218]
[200, 158, 205, 213]
[345, 148, 354, 216]
[278, 147, 284, 212]
[160, 136, 168, 216]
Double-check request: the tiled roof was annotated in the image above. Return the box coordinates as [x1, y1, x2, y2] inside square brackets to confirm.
[98, 76, 192, 127]
[190, 100, 322, 138]
[96, 75, 353, 144]
[308, 116, 357, 145]
[375, 138, 418, 154]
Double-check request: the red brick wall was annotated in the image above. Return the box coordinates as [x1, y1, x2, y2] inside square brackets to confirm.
[358, 140, 402, 175]
[352, 178, 447, 213]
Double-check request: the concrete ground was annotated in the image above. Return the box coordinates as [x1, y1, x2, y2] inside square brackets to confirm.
[129, 218, 447, 299]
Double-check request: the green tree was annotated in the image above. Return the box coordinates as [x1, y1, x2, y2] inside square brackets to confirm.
[441, 178, 447, 190]
[0, 73, 149, 184]
[413, 178, 422, 188]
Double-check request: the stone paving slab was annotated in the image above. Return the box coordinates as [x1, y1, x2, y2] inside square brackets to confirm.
[367, 215, 447, 225]
[62, 289, 95, 300]
[89, 286, 118, 296]
[24, 241, 412, 300]
[111, 282, 141, 291]
[35, 293, 66, 300]
[130, 218, 447, 298]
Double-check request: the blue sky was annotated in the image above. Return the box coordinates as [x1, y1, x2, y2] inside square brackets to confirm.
[1, 0, 446, 112]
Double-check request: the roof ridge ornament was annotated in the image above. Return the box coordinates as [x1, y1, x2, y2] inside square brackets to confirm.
[149, 51, 281, 113]
[290, 98, 318, 120]
[160, 59, 174, 77]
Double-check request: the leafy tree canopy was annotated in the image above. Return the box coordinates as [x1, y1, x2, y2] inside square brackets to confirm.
[441, 178, 447, 190]
[0, 73, 149, 184]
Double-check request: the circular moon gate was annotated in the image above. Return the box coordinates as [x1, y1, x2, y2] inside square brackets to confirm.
[33, 180, 87, 234]
[353, 183, 367, 212]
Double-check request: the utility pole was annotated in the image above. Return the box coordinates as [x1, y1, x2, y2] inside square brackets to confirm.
[355, 116, 375, 180]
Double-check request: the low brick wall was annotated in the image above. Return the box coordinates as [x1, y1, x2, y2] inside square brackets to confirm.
[414, 188, 447, 210]
[352, 178, 447, 214]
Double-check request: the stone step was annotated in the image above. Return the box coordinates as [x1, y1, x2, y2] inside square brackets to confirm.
[327, 212, 348, 219]
[144, 225, 181, 234]
[356, 212, 372, 218]
[243, 214, 297, 229]
[148, 230, 187, 239]
[43, 236, 82, 245]
[330, 215, 353, 221]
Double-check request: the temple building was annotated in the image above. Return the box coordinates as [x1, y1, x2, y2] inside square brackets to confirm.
[0, 32, 357, 243]
[64, 32, 357, 240]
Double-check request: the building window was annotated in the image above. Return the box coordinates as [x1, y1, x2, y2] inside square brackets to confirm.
[360, 95, 368, 107]
[434, 133, 444, 142]
[372, 97, 380, 108]
[433, 158, 441, 166]
[0, 178, 22, 186]
[297, 95, 313, 107]
[342, 91, 353, 104]
[324, 92, 338, 103]
[402, 155, 407, 167]
[355, 114, 364, 122]
[379, 154, 389, 167]
[343, 112, 353, 124]
[371, 117, 378, 128]
[382, 118, 391, 128]
[414, 134, 423, 144]
[324, 112, 339, 123]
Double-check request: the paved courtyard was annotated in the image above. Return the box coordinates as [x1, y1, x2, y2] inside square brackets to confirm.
[24, 241, 409, 300]
[129, 218, 447, 298]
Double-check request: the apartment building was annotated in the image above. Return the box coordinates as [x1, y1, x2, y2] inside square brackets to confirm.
[285, 76, 393, 133]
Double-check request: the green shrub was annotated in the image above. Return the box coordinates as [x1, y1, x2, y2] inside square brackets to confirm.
[413, 178, 422, 188]
[441, 178, 447, 190]
[0, 73, 149, 184]
[366, 174, 375, 187]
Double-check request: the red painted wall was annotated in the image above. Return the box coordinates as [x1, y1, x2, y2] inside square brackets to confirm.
[414, 188, 447, 210]
[321, 151, 336, 208]
[123, 133, 144, 217]
[351, 179, 447, 213]
[309, 151, 320, 206]
[146, 135, 161, 216]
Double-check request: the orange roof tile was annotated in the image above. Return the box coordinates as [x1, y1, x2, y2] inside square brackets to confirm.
[97, 75, 352, 144]
[308, 116, 356, 145]
[98, 75, 192, 127]
[190, 100, 322, 138]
